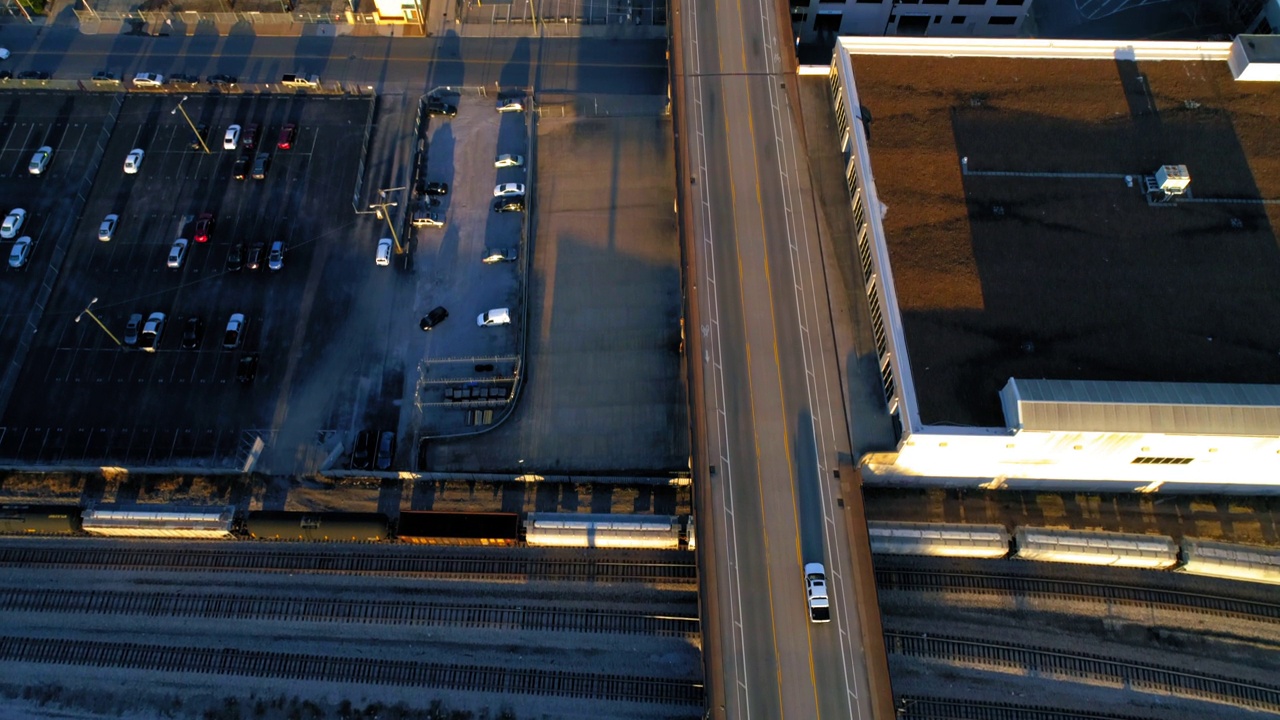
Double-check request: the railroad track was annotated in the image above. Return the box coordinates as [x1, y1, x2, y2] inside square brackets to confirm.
[875, 566, 1280, 624]
[893, 696, 1153, 720]
[0, 636, 704, 706]
[0, 545, 697, 584]
[886, 630, 1280, 713]
[0, 587, 700, 638]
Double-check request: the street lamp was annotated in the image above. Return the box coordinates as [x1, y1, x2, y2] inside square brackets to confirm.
[75, 297, 123, 347]
[369, 186, 407, 254]
[171, 96, 211, 154]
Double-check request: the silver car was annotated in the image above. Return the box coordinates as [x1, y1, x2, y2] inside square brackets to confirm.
[98, 214, 118, 242]
[123, 313, 143, 345]
[28, 146, 51, 175]
[140, 312, 166, 352]
[1, 208, 26, 239]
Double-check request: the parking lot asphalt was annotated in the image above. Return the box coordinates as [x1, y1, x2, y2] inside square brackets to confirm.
[0, 91, 376, 469]
[420, 110, 688, 475]
[0, 92, 122, 397]
[0, 84, 683, 478]
[402, 93, 528, 441]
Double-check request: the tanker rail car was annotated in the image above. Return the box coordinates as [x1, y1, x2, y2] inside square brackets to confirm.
[0, 505, 82, 535]
[244, 511, 390, 542]
[398, 511, 520, 546]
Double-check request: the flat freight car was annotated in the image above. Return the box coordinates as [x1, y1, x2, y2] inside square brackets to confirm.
[398, 511, 519, 546]
[1013, 527, 1178, 569]
[868, 521, 1010, 559]
[82, 505, 235, 539]
[245, 511, 389, 542]
[1179, 537, 1280, 586]
[0, 505, 82, 535]
[524, 513, 682, 549]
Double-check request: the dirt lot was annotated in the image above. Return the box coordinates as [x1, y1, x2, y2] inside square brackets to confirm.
[851, 55, 1280, 427]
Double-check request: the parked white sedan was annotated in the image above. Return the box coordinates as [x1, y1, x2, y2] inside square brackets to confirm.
[1, 208, 26, 239]
[493, 183, 525, 198]
[98, 214, 119, 242]
[223, 124, 241, 151]
[123, 148, 145, 174]
[477, 308, 512, 326]
[494, 154, 525, 169]
[28, 146, 52, 175]
[166, 238, 189, 269]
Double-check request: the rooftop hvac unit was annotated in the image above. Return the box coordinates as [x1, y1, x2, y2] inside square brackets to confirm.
[1155, 165, 1191, 195]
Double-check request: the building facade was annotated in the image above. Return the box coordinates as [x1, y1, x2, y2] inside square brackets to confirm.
[791, 0, 1031, 47]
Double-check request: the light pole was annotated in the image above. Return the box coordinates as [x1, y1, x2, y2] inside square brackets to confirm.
[172, 96, 211, 154]
[368, 186, 407, 254]
[75, 297, 123, 347]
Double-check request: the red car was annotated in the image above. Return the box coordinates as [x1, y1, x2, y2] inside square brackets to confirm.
[194, 212, 215, 243]
[277, 123, 296, 150]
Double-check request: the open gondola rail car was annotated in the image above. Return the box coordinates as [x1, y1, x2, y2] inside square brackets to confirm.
[1013, 527, 1179, 569]
[397, 511, 520, 546]
[868, 521, 1010, 559]
[1178, 537, 1280, 585]
[0, 505, 82, 535]
[245, 511, 390, 542]
[81, 505, 235, 539]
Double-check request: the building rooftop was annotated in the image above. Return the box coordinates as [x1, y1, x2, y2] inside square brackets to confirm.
[849, 54, 1280, 428]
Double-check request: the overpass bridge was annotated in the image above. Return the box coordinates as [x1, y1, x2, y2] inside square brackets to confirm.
[669, 0, 895, 716]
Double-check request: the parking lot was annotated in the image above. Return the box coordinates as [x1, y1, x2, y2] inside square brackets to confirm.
[403, 92, 530, 441]
[420, 107, 688, 475]
[0, 90, 378, 469]
[0, 83, 685, 478]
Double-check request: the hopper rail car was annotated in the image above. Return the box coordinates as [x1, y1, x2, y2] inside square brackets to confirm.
[868, 521, 1280, 586]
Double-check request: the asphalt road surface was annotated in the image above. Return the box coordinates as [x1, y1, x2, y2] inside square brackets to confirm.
[676, 0, 881, 718]
[5, 28, 667, 97]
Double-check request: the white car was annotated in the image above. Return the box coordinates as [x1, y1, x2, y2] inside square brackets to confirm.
[223, 313, 245, 349]
[805, 563, 831, 623]
[375, 237, 393, 266]
[493, 183, 526, 198]
[98, 214, 118, 242]
[223, 124, 241, 151]
[497, 98, 524, 113]
[123, 149, 144, 174]
[28, 146, 51, 175]
[133, 72, 164, 87]
[166, 238, 189, 269]
[1, 208, 26, 239]
[476, 308, 512, 327]
[140, 312, 166, 352]
[494, 153, 525, 169]
[8, 236, 31, 268]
